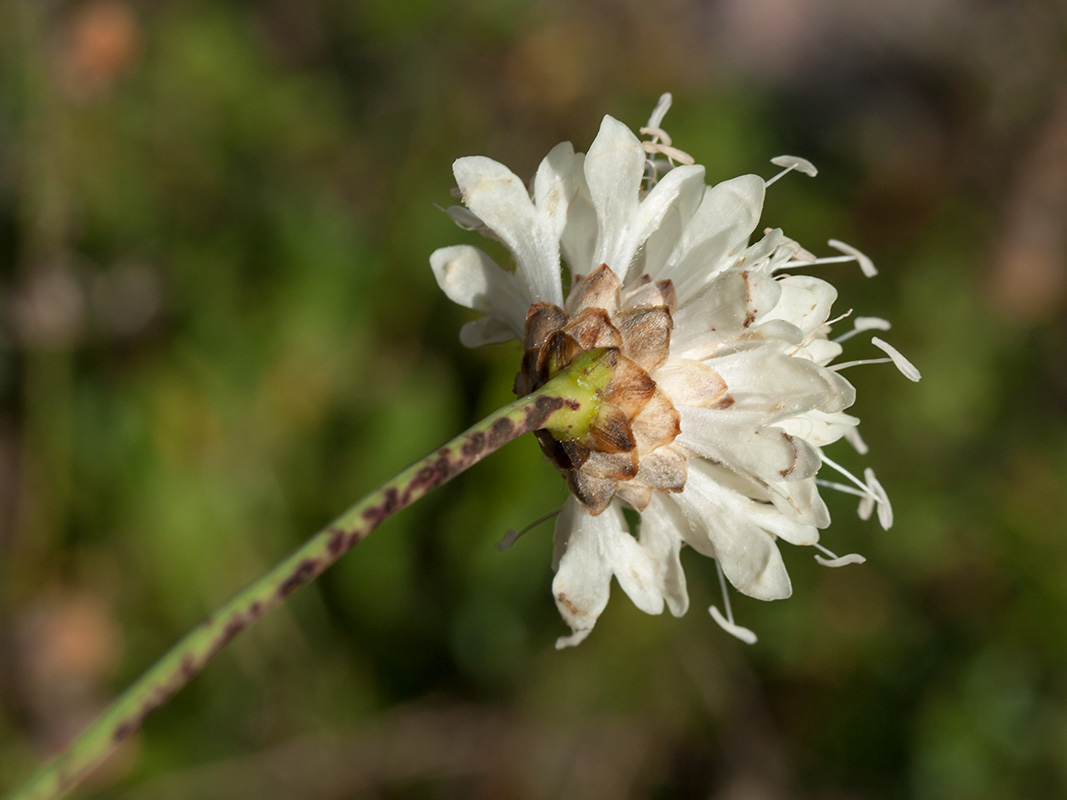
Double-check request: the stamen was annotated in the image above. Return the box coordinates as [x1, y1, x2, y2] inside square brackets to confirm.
[645, 92, 673, 131]
[497, 508, 561, 551]
[827, 239, 878, 277]
[709, 561, 757, 644]
[871, 337, 922, 382]
[639, 126, 672, 146]
[830, 357, 893, 371]
[642, 141, 695, 165]
[819, 453, 880, 501]
[834, 316, 891, 343]
[826, 309, 854, 327]
[816, 478, 870, 498]
[765, 155, 818, 187]
[858, 467, 893, 529]
[781, 256, 852, 270]
[813, 542, 866, 567]
[439, 204, 488, 233]
[843, 426, 870, 455]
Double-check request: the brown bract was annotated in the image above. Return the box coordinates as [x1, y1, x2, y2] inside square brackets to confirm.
[515, 264, 688, 515]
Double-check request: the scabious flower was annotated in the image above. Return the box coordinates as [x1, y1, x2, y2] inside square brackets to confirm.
[431, 95, 919, 648]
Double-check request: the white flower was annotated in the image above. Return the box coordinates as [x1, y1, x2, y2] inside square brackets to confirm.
[431, 95, 919, 648]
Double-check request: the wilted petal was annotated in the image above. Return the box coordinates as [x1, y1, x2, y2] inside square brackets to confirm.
[652, 359, 727, 408]
[566, 263, 621, 317]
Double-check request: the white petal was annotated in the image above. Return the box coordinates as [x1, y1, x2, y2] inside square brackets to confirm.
[659, 174, 767, 301]
[707, 345, 857, 418]
[689, 460, 824, 539]
[559, 153, 597, 275]
[871, 337, 922, 382]
[678, 409, 821, 484]
[430, 245, 526, 315]
[459, 316, 516, 348]
[551, 499, 664, 647]
[638, 496, 690, 617]
[769, 476, 832, 530]
[635, 168, 705, 277]
[604, 517, 664, 617]
[430, 244, 529, 345]
[618, 164, 706, 281]
[673, 463, 793, 600]
[776, 409, 860, 448]
[799, 337, 845, 366]
[533, 141, 585, 257]
[709, 605, 758, 644]
[551, 499, 613, 641]
[453, 156, 564, 305]
[763, 274, 837, 335]
[585, 116, 645, 274]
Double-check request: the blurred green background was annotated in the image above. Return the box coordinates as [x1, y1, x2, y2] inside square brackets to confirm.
[2, 1, 1066, 798]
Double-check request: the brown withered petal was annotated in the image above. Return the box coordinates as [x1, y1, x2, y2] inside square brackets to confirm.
[614, 307, 672, 372]
[633, 445, 688, 493]
[536, 330, 582, 383]
[651, 359, 728, 408]
[535, 430, 592, 470]
[587, 407, 637, 453]
[602, 354, 657, 419]
[514, 348, 541, 396]
[630, 388, 682, 451]
[562, 307, 623, 349]
[565, 263, 620, 317]
[524, 303, 569, 349]
[583, 450, 639, 481]
[566, 470, 618, 516]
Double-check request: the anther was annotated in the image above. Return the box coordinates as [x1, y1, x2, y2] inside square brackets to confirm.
[497, 508, 562, 551]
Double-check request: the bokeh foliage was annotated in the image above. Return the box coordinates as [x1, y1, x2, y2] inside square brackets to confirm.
[2, 1, 1066, 798]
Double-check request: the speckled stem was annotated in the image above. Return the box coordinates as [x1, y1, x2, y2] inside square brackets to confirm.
[5, 350, 615, 800]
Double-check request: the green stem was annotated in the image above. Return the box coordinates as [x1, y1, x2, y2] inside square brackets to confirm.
[5, 350, 614, 800]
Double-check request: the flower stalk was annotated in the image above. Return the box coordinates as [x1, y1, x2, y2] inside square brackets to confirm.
[5, 349, 617, 800]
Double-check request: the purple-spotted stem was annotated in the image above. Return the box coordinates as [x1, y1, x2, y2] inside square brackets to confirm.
[6, 348, 618, 800]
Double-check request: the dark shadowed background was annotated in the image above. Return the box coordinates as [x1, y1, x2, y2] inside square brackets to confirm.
[2, 1, 1066, 798]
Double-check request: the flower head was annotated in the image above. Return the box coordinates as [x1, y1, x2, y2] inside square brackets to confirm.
[431, 95, 919, 648]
